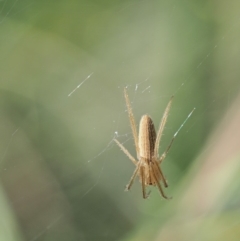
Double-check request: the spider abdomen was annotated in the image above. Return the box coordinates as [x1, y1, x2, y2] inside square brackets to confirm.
[138, 115, 156, 159]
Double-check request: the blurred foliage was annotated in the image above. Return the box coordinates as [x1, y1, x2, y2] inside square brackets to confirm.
[0, 0, 240, 241]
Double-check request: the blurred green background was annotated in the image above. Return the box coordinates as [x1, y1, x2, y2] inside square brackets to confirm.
[0, 0, 240, 240]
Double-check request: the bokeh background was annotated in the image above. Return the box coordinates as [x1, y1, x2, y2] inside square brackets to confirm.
[0, 0, 240, 241]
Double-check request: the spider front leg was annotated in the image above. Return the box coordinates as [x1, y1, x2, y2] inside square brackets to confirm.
[125, 163, 140, 191]
[140, 166, 148, 199]
[154, 161, 168, 188]
[150, 164, 171, 199]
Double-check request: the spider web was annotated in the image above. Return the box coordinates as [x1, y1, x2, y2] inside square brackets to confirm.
[0, 1, 240, 241]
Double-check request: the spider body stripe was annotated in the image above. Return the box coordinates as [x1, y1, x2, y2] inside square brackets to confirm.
[139, 115, 156, 160]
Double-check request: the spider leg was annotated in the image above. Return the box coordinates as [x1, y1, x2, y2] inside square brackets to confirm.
[158, 107, 196, 164]
[154, 96, 174, 158]
[114, 139, 138, 165]
[158, 135, 175, 164]
[155, 162, 168, 188]
[140, 166, 148, 199]
[125, 163, 141, 191]
[124, 88, 140, 158]
[151, 164, 171, 199]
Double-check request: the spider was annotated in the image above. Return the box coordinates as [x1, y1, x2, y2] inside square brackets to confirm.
[114, 88, 175, 199]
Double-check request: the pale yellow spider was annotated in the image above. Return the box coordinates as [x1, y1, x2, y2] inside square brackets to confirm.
[114, 88, 175, 199]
